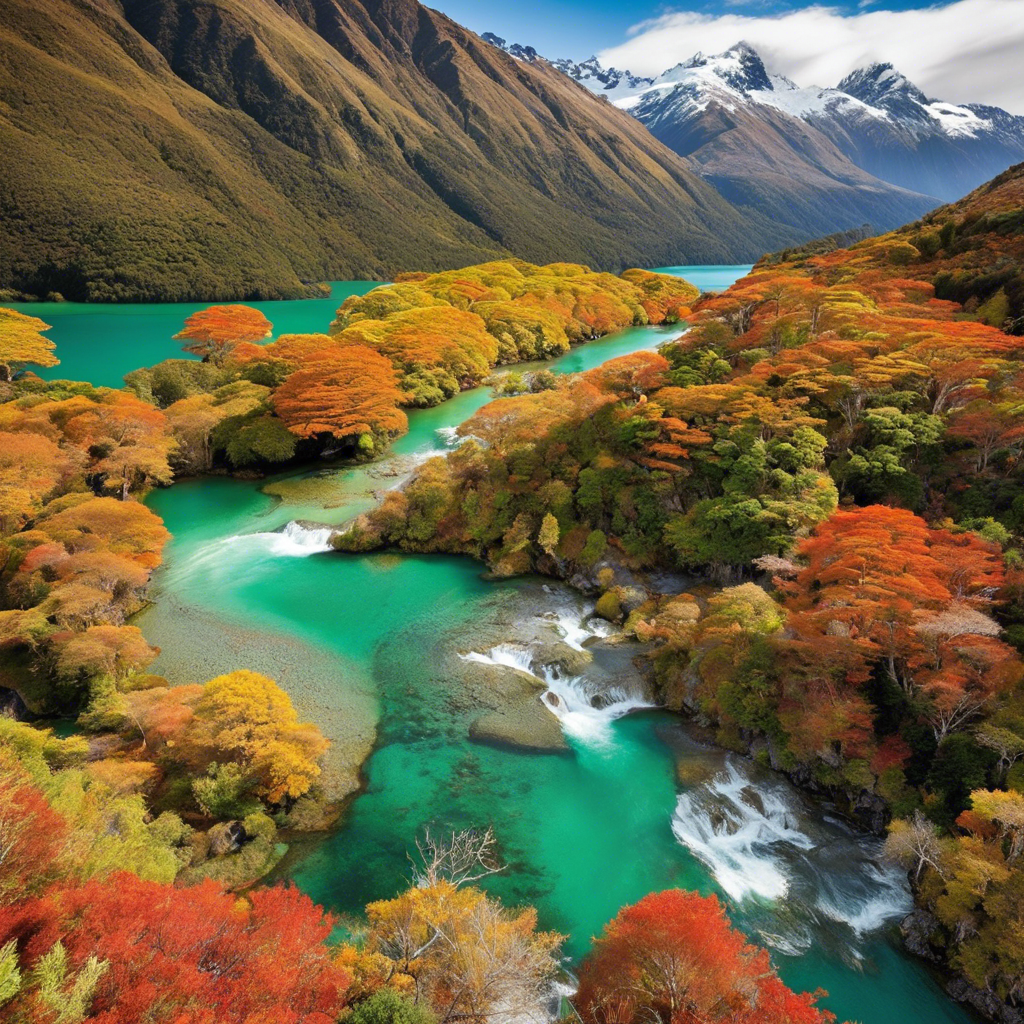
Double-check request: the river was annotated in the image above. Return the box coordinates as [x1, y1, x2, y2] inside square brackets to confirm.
[18, 268, 977, 1024]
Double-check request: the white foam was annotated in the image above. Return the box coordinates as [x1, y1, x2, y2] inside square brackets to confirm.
[461, 644, 537, 675]
[551, 611, 613, 651]
[672, 760, 814, 902]
[181, 521, 334, 576]
[538, 665, 652, 747]
[814, 859, 911, 935]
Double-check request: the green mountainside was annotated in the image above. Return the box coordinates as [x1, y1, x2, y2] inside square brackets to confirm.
[0, 0, 797, 301]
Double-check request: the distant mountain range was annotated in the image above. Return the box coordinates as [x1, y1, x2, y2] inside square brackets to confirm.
[485, 35, 1024, 238]
[0, 0, 801, 303]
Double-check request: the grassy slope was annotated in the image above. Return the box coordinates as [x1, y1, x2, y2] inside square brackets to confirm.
[0, 0, 795, 302]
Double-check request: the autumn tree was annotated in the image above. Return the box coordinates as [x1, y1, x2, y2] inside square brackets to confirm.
[188, 671, 328, 804]
[273, 347, 408, 449]
[576, 889, 835, 1024]
[174, 305, 272, 365]
[0, 752, 69, 903]
[365, 881, 561, 1024]
[0, 875, 349, 1024]
[0, 308, 58, 381]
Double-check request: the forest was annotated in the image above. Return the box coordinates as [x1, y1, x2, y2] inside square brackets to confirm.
[0, 260, 847, 1024]
[2, 159, 1024, 1019]
[334, 166, 1024, 1019]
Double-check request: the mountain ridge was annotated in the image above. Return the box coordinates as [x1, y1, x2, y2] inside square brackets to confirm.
[488, 35, 1024, 211]
[0, 0, 796, 302]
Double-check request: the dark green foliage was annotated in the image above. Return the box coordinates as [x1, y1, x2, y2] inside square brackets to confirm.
[349, 990, 437, 1024]
[926, 734, 997, 827]
[214, 415, 298, 468]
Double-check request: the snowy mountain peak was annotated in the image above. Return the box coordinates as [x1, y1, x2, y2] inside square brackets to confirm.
[481, 33, 540, 62]
[660, 42, 773, 96]
[837, 63, 929, 107]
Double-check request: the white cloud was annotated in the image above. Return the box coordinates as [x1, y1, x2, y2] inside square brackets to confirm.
[597, 0, 1024, 113]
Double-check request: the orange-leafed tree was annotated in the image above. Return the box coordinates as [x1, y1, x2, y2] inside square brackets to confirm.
[0, 874, 349, 1023]
[0, 308, 58, 381]
[60, 392, 175, 499]
[586, 352, 669, 399]
[174, 305, 272, 366]
[38, 497, 170, 568]
[576, 889, 836, 1024]
[273, 346, 407, 447]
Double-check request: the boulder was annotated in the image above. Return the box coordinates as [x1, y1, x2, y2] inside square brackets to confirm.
[469, 697, 569, 752]
[530, 641, 593, 676]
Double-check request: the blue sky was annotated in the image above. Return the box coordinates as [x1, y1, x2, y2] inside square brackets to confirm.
[433, 1, 948, 63]
[430, 0, 1024, 111]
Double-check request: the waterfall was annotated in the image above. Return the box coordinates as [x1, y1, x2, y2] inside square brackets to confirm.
[672, 760, 812, 902]
[183, 521, 334, 574]
[671, 756, 912, 950]
[537, 664, 652, 747]
[549, 611, 614, 651]
[461, 644, 536, 674]
[459, 604, 652, 748]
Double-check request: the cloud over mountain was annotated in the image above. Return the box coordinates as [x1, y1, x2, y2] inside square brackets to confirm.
[598, 0, 1024, 114]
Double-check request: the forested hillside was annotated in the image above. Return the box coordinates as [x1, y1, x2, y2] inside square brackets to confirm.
[0, 0, 791, 302]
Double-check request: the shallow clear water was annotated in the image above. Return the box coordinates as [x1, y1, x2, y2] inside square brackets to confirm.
[27, 265, 976, 1023]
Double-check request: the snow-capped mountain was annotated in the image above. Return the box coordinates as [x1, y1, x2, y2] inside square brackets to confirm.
[547, 41, 1024, 205]
[483, 36, 940, 238]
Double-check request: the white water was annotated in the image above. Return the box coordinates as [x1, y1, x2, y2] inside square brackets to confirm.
[460, 607, 651, 748]
[170, 521, 334, 582]
[672, 757, 912, 954]
[672, 760, 812, 902]
[538, 665, 652, 747]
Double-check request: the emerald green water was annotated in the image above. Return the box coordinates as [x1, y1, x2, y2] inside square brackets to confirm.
[27, 266, 975, 1023]
[7, 281, 379, 388]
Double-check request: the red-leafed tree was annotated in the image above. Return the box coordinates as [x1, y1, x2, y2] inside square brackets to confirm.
[0, 874, 350, 1023]
[0, 753, 69, 903]
[175, 305, 272, 365]
[575, 889, 836, 1024]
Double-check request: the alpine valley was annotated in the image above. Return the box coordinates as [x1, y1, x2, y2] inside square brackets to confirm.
[486, 34, 1024, 240]
[5, 3, 1024, 1024]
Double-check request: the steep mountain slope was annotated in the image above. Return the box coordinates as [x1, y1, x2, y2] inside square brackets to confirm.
[0, 0, 791, 303]
[532, 39, 1024, 210]
[487, 38, 940, 240]
[803, 64, 1024, 202]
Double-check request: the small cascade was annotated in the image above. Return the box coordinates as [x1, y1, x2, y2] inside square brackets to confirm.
[435, 426, 463, 448]
[537, 664, 651, 746]
[549, 610, 614, 651]
[187, 521, 334, 571]
[672, 760, 811, 902]
[461, 644, 536, 674]
[672, 756, 912, 954]
[459, 599, 652, 748]
[267, 521, 334, 555]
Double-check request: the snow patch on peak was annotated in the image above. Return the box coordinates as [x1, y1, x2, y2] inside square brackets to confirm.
[837, 62, 928, 106]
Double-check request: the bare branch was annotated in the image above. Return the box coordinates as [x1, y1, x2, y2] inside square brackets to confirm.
[411, 826, 504, 889]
